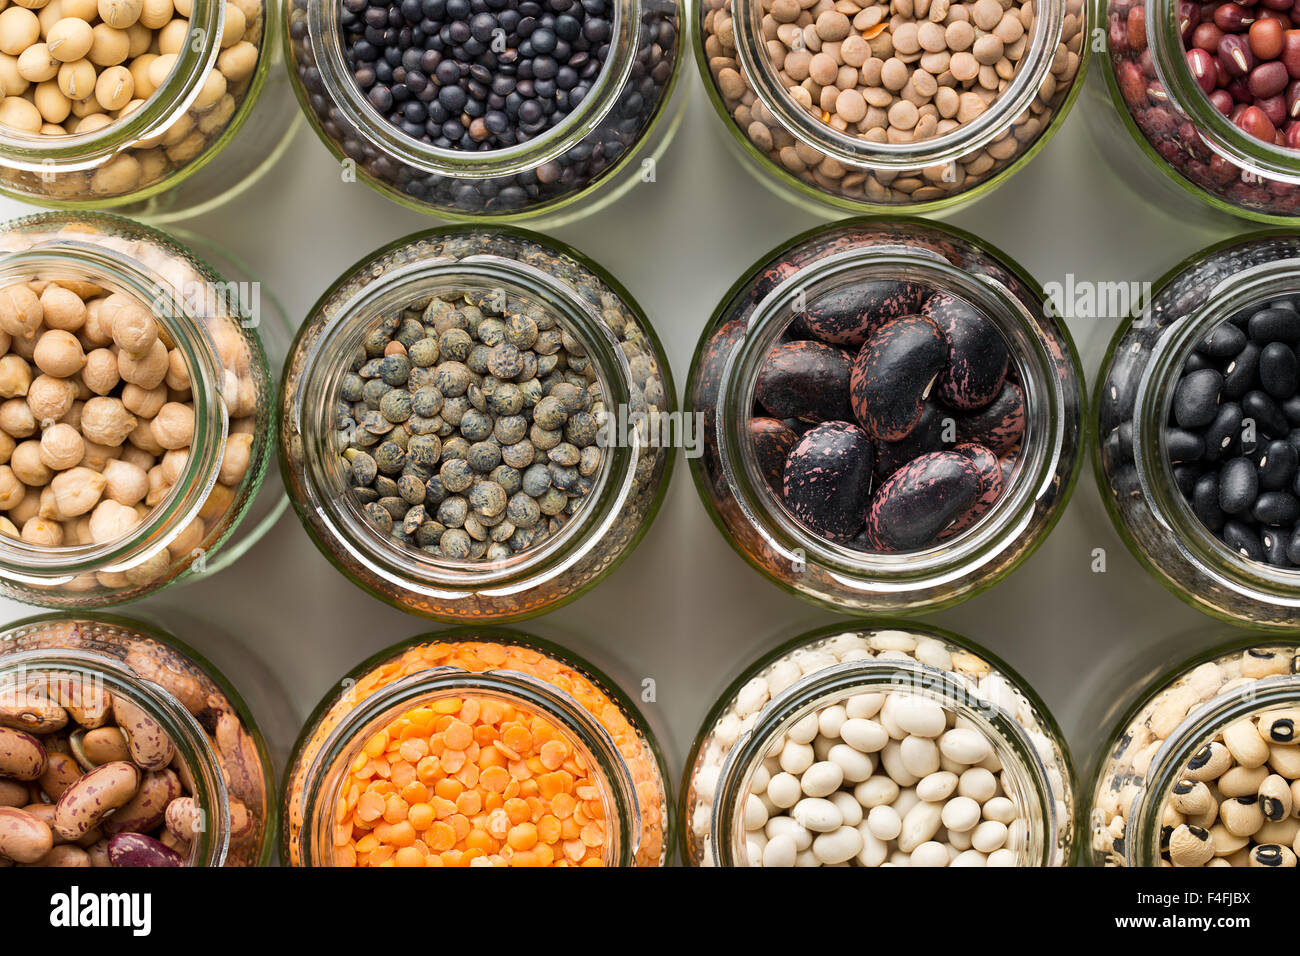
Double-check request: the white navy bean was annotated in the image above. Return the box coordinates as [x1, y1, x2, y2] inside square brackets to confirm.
[986, 848, 1017, 866]
[866, 804, 902, 841]
[800, 760, 844, 797]
[958, 767, 998, 802]
[972, 819, 1009, 853]
[940, 727, 993, 765]
[839, 717, 889, 753]
[828, 790, 863, 827]
[855, 824, 888, 866]
[788, 712, 820, 745]
[792, 797, 842, 832]
[950, 848, 988, 867]
[766, 771, 802, 809]
[762, 832, 798, 867]
[845, 692, 884, 719]
[854, 776, 900, 808]
[898, 801, 943, 852]
[817, 704, 847, 739]
[765, 815, 813, 851]
[779, 740, 815, 775]
[916, 770, 958, 802]
[892, 694, 947, 738]
[983, 796, 1017, 824]
[828, 743, 874, 782]
[909, 840, 949, 867]
[744, 794, 769, 830]
[880, 741, 919, 786]
[941, 795, 982, 832]
[813, 825, 863, 864]
[900, 735, 941, 778]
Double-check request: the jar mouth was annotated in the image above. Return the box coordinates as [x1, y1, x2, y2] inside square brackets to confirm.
[289, 252, 636, 590]
[0, 237, 229, 583]
[309, 0, 636, 178]
[0, 0, 225, 170]
[730, 0, 1064, 170]
[1127, 662, 1300, 865]
[1137, 257, 1300, 604]
[1148, 0, 1300, 184]
[718, 245, 1062, 581]
[710, 657, 1060, 867]
[0, 643, 231, 866]
[295, 665, 640, 867]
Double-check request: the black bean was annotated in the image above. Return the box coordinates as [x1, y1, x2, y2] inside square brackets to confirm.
[1249, 307, 1300, 344]
[1258, 439, 1299, 491]
[1288, 528, 1300, 565]
[1219, 456, 1259, 514]
[1192, 472, 1226, 532]
[1259, 341, 1299, 399]
[1223, 519, 1265, 560]
[1222, 342, 1261, 401]
[1173, 368, 1223, 429]
[1263, 527, 1294, 567]
[1202, 402, 1243, 462]
[1243, 389, 1291, 438]
[1199, 322, 1247, 358]
[1253, 491, 1300, 526]
[1165, 427, 1205, 463]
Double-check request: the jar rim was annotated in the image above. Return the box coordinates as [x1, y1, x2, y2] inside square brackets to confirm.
[0, 213, 243, 586]
[281, 225, 666, 609]
[727, 0, 1067, 171]
[302, 0, 639, 178]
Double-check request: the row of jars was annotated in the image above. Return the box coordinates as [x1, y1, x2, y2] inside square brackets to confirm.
[4, 0, 1300, 223]
[1, 212, 1299, 629]
[3, 610, 1295, 867]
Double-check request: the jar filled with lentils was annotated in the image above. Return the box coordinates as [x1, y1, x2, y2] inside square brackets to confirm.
[284, 0, 682, 222]
[0, 613, 274, 867]
[0, 0, 299, 220]
[686, 218, 1083, 614]
[282, 628, 671, 867]
[0, 212, 282, 609]
[279, 226, 674, 622]
[1099, 0, 1300, 222]
[696, 0, 1087, 213]
[682, 622, 1075, 867]
[1097, 233, 1300, 627]
[1090, 639, 1300, 867]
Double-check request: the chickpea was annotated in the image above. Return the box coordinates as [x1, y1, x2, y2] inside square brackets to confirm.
[87, 496, 136, 543]
[0, 431, 13, 464]
[88, 23, 129, 66]
[16, 42, 57, 81]
[116, 337, 166, 388]
[58, 397, 82, 429]
[123, 547, 167, 585]
[159, 446, 185, 484]
[0, 328, 10, 354]
[124, 416, 160, 455]
[120, 381, 163, 419]
[197, 478, 232, 521]
[100, 456, 145, 505]
[13, 486, 40, 524]
[166, 514, 202, 559]
[218, 430, 251, 485]
[80, 298, 112, 347]
[38, 421, 83, 471]
[81, 347, 118, 395]
[26, 373, 76, 422]
[10, 438, 50, 485]
[39, 285, 86, 332]
[56, 57, 94, 100]
[144, 462, 169, 506]
[50, 465, 104, 517]
[0, 396, 35, 436]
[8, 323, 40, 360]
[93, 63, 130, 110]
[0, 464, 25, 510]
[0, 516, 17, 538]
[149, 401, 191, 450]
[164, 347, 189, 391]
[0, 284, 42, 339]
[118, 443, 151, 471]
[216, 39, 255, 83]
[32, 328, 84, 378]
[20, 515, 62, 546]
[46, 16, 92, 62]
[0, 7, 40, 56]
[98, 0, 140, 28]
[78, 437, 120, 471]
[136, 0, 170, 29]
[79, 395, 135, 446]
[60, 519, 82, 544]
[102, 292, 155, 355]
[0, 354, 31, 397]
[156, 17, 185, 54]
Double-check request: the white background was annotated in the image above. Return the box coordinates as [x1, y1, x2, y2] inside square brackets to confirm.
[0, 64, 1270, 852]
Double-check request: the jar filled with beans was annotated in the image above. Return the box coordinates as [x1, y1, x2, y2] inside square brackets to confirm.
[1097, 233, 1300, 627]
[686, 218, 1083, 614]
[682, 622, 1075, 866]
[697, 0, 1087, 213]
[1099, 0, 1300, 222]
[0, 211, 281, 608]
[0, 0, 297, 218]
[282, 629, 671, 867]
[279, 226, 674, 621]
[283, 0, 683, 223]
[0, 613, 274, 867]
[1090, 639, 1300, 867]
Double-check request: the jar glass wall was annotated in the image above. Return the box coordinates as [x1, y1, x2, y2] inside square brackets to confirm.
[0, 613, 274, 867]
[281, 628, 672, 867]
[681, 621, 1075, 867]
[0, 0, 297, 220]
[1089, 638, 1300, 867]
[0, 212, 282, 609]
[687, 217, 1083, 614]
[284, 0, 683, 223]
[1096, 233, 1300, 627]
[279, 226, 674, 622]
[696, 0, 1087, 215]
[1097, 0, 1300, 222]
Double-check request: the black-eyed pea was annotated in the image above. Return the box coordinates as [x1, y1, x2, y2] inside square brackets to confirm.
[40, 421, 84, 471]
[52, 759, 139, 840]
[117, 337, 167, 389]
[0, 726, 47, 779]
[1208, 823, 1248, 857]
[1168, 823, 1215, 866]
[1256, 817, 1299, 846]
[112, 696, 172, 771]
[1220, 795, 1265, 837]
[1249, 843, 1297, 867]
[1220, 764, 1269, 798]
[1259, 774, 1293, 822]
[1258, 710, 1298, 745]
[1224, 718, 1271, 768]
[27, 373, 76, 421]
[86, 496, 137, 543]
[0, 806, 53, 862]
[1268, 742, 1300, 779]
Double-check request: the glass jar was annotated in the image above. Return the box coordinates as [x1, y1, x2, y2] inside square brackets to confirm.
[283, 0, 683, 223]
[1089, 638, 1300, 867]
[0, 612, 274, 867]
[281, 628, 671, 866]
[0, 211, 281, 609]
[695, 0, 1087, 214]
[1096, 233, 1300, 627]
[1097, 0, 1300, 222]
[686, 217, 1083, 614]
[681, 621, 1075, 866]
[0, 0, 299, 221]
[279, 226, 674, 622]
